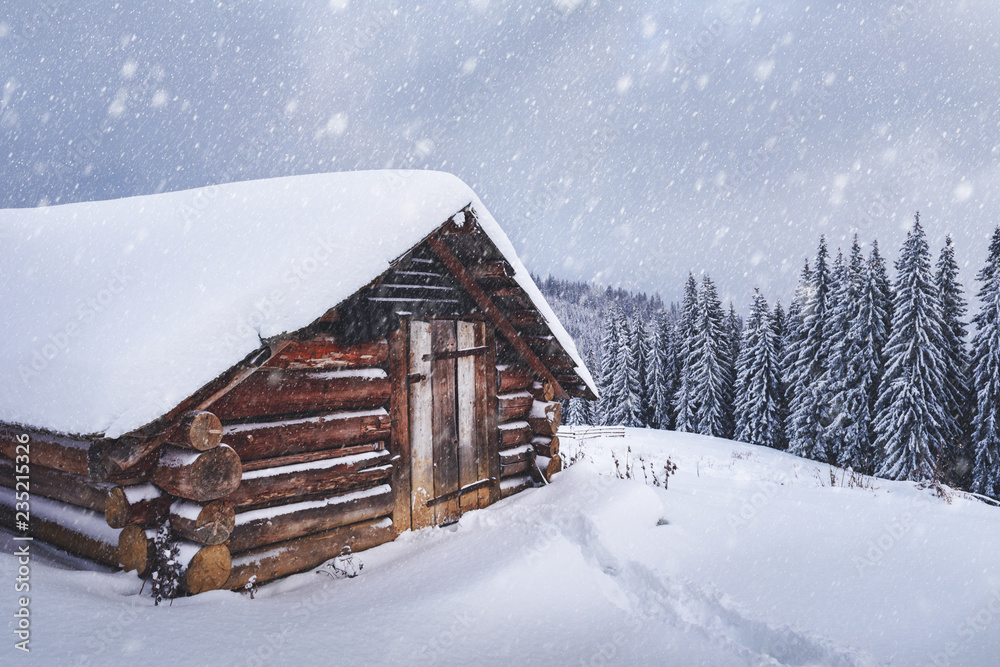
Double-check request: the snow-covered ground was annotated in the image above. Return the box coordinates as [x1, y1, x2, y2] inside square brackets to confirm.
[4, 428, 1000, 666]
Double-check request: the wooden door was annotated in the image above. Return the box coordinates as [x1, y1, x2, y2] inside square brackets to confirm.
[408, 319, 491, 529]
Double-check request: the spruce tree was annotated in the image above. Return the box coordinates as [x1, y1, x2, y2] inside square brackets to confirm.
[648, 312, 677, 429]
[735, 289, 783, 448]
[621, 316, 647, 427]
[935, 235, 972, 481]
[874, 214, 952, 481]
[692, 275, 734, 438]
[970, 227, 1000, 497]
[597, 306, 624, 425]
[674, 274, 701, 432]
[782, 261, 812, 453]
[788, 237, 835, 463]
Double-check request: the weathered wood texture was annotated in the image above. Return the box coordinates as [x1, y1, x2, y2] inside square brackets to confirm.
[267, 337, 389, 371]
[479, 323, 501, 506]
[388, 323, 412, 535]
[170, 500, 235, 546]
[116, 527, 231, 594]
[498, 391, 534, 423]
[528, 381, 556, 403]
[104, 484, 170, 528]
[225, 516, 395, 590]
[240, 442, 384, 473]
[228, 485, 393, 553]
[497, 364, 533, 394]
[0, 492, 119, 568]
[208, 368, 391, 421]
[426, 234, 569, 400]
[166, 411, 224, 451]
[150, 445, 242, 503]
[0, 457, 111, 512]
[531, 436, 560, 459]
[408, 320, 435, 530]
[499, 422, 532, 448]
[1, 426, 91, 476]
[430, 320, 461, 525]
[222, 410, 391, 462]
[224, 450, 392, 510]
[528, 401, 562, 437]
[500, 475, 533, 499]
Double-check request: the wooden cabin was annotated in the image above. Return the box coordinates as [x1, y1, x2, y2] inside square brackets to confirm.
[0, 171, 596, 595]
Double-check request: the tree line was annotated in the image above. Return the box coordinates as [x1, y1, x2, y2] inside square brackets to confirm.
[564, 215, 1000, 498]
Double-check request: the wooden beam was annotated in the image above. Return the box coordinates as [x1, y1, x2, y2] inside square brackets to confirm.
[426, 235, 569, 401]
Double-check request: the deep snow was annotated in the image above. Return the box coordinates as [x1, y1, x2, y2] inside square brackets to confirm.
[3, 428, 999, 666]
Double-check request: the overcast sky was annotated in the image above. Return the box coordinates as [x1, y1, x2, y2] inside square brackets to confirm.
[2, 0, 998, 309]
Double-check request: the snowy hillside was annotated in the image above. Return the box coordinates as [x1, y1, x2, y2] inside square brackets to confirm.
[4, 427, 998, 665]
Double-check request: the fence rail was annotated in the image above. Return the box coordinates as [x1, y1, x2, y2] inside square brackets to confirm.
[557, 425, 626, 440]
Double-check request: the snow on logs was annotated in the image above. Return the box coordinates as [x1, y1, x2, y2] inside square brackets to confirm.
[224, 449, 392, 510]
[207, 368, 391, 422]
[0, 457, 111, 513]
[104, 483, 170, 528]
[165, 411, 224, 451]
[528, 400, 562, 437]
[0, 489, 119, 568]
[225, 516, 395, 590]
[496, 364, 533, 394]
[170, 500, 235, 545]
[497, 390, 533, 422]
[222, 409, 391, 462]
[116, 527, 231, 594]
[227, 484, 393, 553]
[531, 435, 559, 460]
[150, 445, 242, 503]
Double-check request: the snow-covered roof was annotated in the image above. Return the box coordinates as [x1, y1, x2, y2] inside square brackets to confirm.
[1, 170, 595, 438]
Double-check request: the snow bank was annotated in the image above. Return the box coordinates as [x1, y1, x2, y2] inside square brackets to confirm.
[0, 170, 595, 437]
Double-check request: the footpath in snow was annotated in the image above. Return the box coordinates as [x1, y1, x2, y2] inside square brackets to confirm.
[3, 428, 999, 666]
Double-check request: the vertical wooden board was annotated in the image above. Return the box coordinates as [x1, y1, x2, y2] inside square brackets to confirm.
[409, 320, 435, 530]
[473, 322, 490, 508]
[431, 320, 461, 525]
[389, 323, 412, 535]
[483, 325, 502, 505]
[456, 321, 479, 512]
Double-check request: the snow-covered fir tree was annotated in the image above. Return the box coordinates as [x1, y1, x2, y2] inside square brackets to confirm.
[788, 237, 835, 463]
[726, 303, 742, 384]
[674, 274, 700, 433]
[935, 234, 972, 481]
[782, 261, 811, 453]
[597, 305, 625, 425]
[620, 316, 647, 427]
[874, 214, 952, 481]
[970, 227, 1000, 497]
[771, 300, 789, 449]
[648, 311, 678, 429]
[691, 275, 734, 438]
[734, 289, 783, 448]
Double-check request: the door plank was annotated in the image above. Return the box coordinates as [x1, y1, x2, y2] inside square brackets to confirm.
[431, 320, 461, 524]
[481, 325, 501, 505]
[389, 322, 411, 535]
[457, 321, 480, 512]
[408, 321, 435, 530]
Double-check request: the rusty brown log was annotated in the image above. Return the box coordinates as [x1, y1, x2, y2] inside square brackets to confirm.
[104, 484, 171, 528]
[150, 445, 242, 503]
[0, 490, 119, 568]
[170, 499, 235, 546]
[225, 516, 395, 590]
[240, 442, 385, 473]
[225, 450, 392, 510]
[528, 381, 556, 403]
[165, 411, 223, 451]
[117, 526, 231, 594]
[222, 409, 391, 462]
[499, 422, 532, 448]
[0, 426, 91, 476]
[531, 436, 560, 459]
[497, 364, 534, 394]
[498, 391, 533, 422]
[499, 475, 533, 499]
[209, 368, 392, 422]
[228, 484, 393, 553]
[528, 401, 562, 437]
[468, 260, 513, 281]
[118, 526, 155, 574]
[0, 457, 111, 512]
[268, 337, 389, 371]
